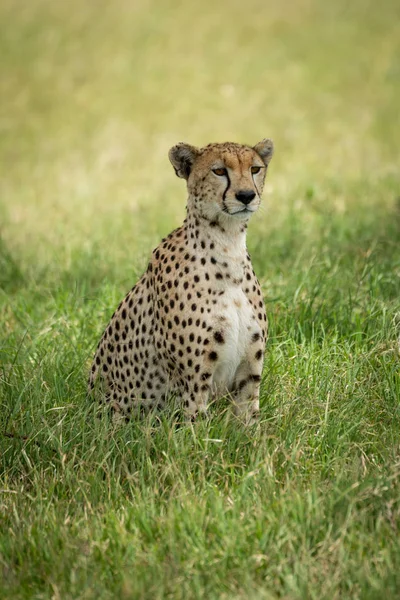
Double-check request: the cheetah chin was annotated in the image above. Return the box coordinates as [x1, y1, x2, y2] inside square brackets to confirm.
[89, 138, 274, 424]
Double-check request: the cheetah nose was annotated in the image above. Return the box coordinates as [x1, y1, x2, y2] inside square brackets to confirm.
[235, 190, 256, 205]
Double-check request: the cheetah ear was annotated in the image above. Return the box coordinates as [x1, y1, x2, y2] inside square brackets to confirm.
[253, 138, 274, 167]
[168, 142, 200, 180]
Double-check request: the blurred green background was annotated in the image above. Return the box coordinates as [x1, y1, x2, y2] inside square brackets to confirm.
[1, 0, 398, 266]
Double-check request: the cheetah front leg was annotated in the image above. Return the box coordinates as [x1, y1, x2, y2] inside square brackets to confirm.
[179, 366, 214, 421]
[232, 343, 265, 425]
[182, 387, 210, 421]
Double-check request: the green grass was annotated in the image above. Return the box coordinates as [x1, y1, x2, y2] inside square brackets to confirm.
[1, 0, 400, 597]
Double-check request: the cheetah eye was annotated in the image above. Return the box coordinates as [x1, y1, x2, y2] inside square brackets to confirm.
[251, 166, 262, 175]
[212, 167, 227, 176]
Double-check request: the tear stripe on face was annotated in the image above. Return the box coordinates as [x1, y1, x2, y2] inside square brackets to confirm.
[222, 170, 231, 202]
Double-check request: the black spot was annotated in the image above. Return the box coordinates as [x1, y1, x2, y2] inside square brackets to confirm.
[237, 379, 247, 392]
[250, 374, 261, 382]
[209, 351, 218, 361]
[214, 331, 224, 344]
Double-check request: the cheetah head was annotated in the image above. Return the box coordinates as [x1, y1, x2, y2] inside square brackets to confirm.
[169, 139, 273, 223]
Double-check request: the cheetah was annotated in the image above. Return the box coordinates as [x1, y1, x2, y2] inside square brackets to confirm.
[89, 138, 274, 423]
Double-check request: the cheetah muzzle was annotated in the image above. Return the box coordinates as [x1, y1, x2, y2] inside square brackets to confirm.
[89, 139, 274, 424]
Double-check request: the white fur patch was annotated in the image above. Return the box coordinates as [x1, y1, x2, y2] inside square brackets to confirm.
[211, 287, 261, 395]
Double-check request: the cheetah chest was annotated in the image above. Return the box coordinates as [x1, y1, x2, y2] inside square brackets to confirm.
[212, 287, 261, 394]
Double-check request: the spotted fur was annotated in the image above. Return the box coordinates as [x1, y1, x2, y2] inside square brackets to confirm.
[89, 139, 274, 423]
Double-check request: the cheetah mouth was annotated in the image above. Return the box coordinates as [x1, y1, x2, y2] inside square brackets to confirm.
[229, 207, 257, 216]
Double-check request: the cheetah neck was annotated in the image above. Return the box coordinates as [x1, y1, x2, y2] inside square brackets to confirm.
[184, 208, 248, 264]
